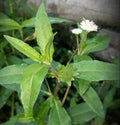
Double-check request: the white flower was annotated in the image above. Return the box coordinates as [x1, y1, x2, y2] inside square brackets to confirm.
[71, 28, 82, 35]
[80, 19, 98, 32]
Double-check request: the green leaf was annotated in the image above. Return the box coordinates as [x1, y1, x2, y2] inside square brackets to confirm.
[21, 63, 49, 117]
[49, 17, 71, 24]
[0, 64, 27, 84]
[103, 87, 116, 109]
[0, 13, 21, 32]
[1, 116, 18, 125]
[1, 83, 20, 93]
[74, 79, 90, 96]
[73, 60, 120, 81]
[36, 97, 52, 125]
[4, 35, 43, 62]
[80, 87, 105, 118]
[35, 3, 53, 50]
[58, 64, 76, 85]
[22, 17, 35, 27]
[35, 3, 55, 64]
[22, 17, 71, 28]
[74, 54, 92, 63]
[8, 56, 24, 65]
[48, 99, 71, 125]
[80, 35, 110, 55]
[44, 33, 56, 63]
[68, 103, 96, 124]
[0, 87, 12, 109]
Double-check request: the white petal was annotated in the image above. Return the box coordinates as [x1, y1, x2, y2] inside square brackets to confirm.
[80, 19, 98, 32]
[71, 28, 82, 34]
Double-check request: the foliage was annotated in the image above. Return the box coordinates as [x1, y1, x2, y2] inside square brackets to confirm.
[0, 1, 120, 125]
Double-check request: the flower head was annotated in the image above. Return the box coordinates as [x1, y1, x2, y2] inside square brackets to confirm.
[71, 28, 82, 35]
[80, 19, 98, 32]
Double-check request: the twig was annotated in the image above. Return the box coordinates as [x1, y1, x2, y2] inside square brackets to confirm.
[50, 66, 60, 96]
[62, 85, 71, 105]
[45, 78, 52, 95]
[53, 82, 60, 96]
[50, 66, 59, 79]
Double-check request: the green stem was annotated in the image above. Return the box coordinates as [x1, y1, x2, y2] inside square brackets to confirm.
[8, 0, 13, 16]
[45, 78, 52, 95]
[53, 82, 60, 96]
[78, 31, 88, 55]
[76, 35, 80, 55]
[67, 48, 77, 64]
[62, 85, 71, 105]
[50, 66, 60, 96]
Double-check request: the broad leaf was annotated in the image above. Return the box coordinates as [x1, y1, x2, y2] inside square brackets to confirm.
[4, 35, 43, 62]
[80, 87, 105, 118]
[35, 3, 55, 64]
[0, 64, 27, 84]
[80, 35, 110, 55]
[35, 3, 53, 51]
[36, 97, 52, 125]
[68, 103, 96, 124]
[21, 63, 49, 117]
[73, 60, 119, 81]
[48, 99, 71, 125]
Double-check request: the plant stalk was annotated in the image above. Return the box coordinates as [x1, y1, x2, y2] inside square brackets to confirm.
[53, 82, 60, 96]
[62, 85, 71, 105]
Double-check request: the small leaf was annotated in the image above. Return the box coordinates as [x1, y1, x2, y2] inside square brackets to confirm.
[48, 98, 71, 125]
[22, 17, 71, 28]
[0, 87, 12, 109]
[21, 63, 49, 117]
[8, 56, 23, 65]
[44, 33, 56, 63]
[49, 17, 71, 24]
[35, 3, 55, 64]
[22, 17, 35, 27]
[0, 13, 21, 32]
[4, 35, 43, 62]
[80, 35, 110, 55]
[74, 54, 92, 63]
[103, 87, 116, 109]
[68, 103, 96, 124]
[73, 60, 120, 81]
[35, 3, 53, 51]
[1, 116, 18, 125]
[36, 97, 52, 125]
[80, 87, 105, 118]
[74, 79, 90, 96]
